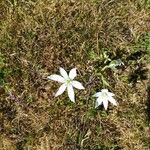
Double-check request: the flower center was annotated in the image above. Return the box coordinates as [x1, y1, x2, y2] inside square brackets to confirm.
[66, 79, 72, 84]
[101, 92, 108, 98]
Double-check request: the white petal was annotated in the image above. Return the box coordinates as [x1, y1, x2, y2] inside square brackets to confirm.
[55, 83, 67, 97]
[108, 96, 117, 106]
[97, 97, 103, 105]
[72, 81, 85, 89]
[108, 92, 115, 97]
[95, 100, 99, 108]
[67, 84, 75, 102]
[103, 99, 108, 110]
[93, 92, 101, 97]
[69, 68, 77, 80]
[95, 97, 103, 108]
[48, 75, 65, 83]
[59, 67, 69, 79]
[101, 89, 108, 93]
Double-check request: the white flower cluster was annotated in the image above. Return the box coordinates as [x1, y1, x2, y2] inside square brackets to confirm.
[48, 67, 117, 110]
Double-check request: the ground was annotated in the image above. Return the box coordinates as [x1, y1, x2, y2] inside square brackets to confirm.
[0, 0, 150, 149]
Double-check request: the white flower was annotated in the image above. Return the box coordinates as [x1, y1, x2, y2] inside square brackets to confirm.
[93, 89, 117, 110]
[47, 67, 85, 102]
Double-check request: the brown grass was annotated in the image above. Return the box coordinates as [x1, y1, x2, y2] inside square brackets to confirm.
[0, 0, 150, 149]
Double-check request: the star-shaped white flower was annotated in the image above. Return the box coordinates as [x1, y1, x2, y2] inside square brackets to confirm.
[93, 89, 117, 110]
[48, 67, 85, 102]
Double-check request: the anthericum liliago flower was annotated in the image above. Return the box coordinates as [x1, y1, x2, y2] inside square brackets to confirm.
[48, 67, 85, 102]
[93, 89, 117, 110]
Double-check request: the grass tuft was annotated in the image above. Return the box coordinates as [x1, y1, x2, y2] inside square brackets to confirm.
[0, 0, 150, 149]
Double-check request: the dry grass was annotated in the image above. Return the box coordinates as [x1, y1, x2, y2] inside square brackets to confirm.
[0, 0, 150, 149]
